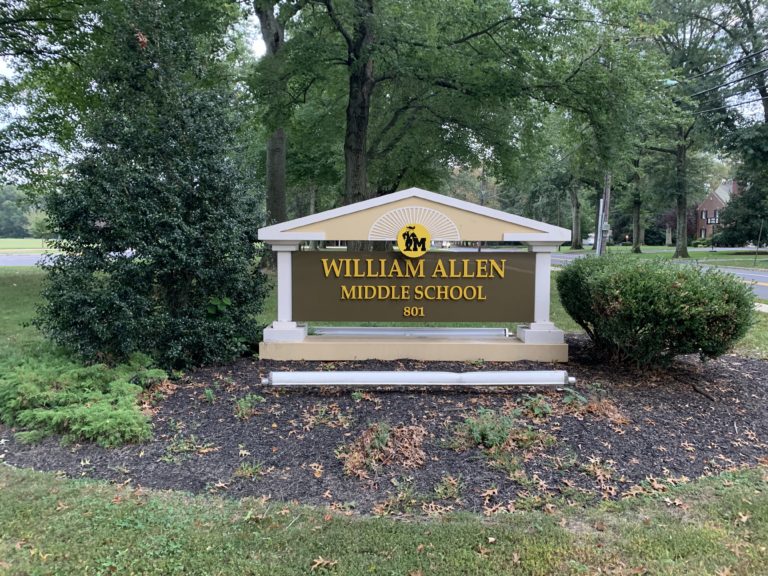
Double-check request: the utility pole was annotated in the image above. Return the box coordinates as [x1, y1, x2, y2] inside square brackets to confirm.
[598, 172, 612, 255]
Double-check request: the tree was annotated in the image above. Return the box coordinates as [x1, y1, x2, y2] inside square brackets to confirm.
[717, 123, 768, 245]
[0, 185, 28, 237]
[35, 0, 268, 368]
[645, 0, 732, 258]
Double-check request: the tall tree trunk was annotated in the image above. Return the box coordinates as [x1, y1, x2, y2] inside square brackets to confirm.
[266, 127, 287, 224]
[569, 187, 582, 250]
[342, 1, 375, 206]
[344, 61, 374, 206]
[254, 1, 287, 227]
[592, 195, 600, 251]
[631, 197, 642, 254]
[630, 157, 641, 254]
[674, 136, 690, 259]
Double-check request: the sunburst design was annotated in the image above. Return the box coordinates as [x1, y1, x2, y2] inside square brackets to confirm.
[368, 207, 460, 241]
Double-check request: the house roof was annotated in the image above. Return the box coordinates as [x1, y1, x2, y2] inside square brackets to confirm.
[258, 187, 571, 244]
[713, 180, 733, 204]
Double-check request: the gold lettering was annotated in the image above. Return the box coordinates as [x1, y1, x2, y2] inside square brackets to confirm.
[437, 285, 449, 299]
[388, 259, 404, 277]
[322, 258, 344, 278]
[463, 259, 476, 278]
[405, 259, 424, 278]
[363, 285, 377, 299]
[477, 285, 487, 300]
[490, 259, 505, 279]
[448, 259, 462, 278]
[476, 259, 488, 278]
[414, 286, 425, 300]
[449, 286, 463, 300]
[340, 285, 359, 300]
[365, 259, 379, 278]
[432, 259, 447, 278]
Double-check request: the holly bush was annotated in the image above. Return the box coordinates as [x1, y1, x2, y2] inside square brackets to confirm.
[556, 256, 755, 367]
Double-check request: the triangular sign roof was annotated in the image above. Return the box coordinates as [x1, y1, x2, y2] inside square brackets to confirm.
[258, 187, 571, 244]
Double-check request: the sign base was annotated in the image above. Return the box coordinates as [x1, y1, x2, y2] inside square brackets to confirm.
[259, 332, 567, 362]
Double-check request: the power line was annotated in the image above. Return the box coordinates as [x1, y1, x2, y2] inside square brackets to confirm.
[691, 66, 768, 97]
[695, 95, 768, 115]
[685, 47, 768, 81]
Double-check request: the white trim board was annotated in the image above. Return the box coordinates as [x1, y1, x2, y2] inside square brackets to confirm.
[258, 187, 571, 243]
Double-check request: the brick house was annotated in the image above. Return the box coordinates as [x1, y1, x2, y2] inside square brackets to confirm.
[696, 180, 737, 239]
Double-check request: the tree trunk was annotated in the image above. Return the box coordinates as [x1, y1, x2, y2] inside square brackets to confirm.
[592, 197, 600, 251]
[674, 138, 690, 259]
[344, 46, 374, 204]
[254, 1, 288, 268]
[631, 197, 642, 253]
[569, 187, 582, 249]
[265, 127, 287, 225]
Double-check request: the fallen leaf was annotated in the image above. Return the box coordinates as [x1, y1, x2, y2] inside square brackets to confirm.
[310, 556, 338, 571]
[737, 512, 750, 524]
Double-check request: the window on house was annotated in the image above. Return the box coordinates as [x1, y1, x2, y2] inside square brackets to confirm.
[700, 228, 706, 239]
[701, 210, 708, 220]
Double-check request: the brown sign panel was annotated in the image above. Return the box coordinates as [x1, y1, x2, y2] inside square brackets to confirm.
[292, 251, 535, 322]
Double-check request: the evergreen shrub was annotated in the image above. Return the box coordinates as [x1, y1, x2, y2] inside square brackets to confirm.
[34, 2, 268, 368]
[556, 256, 754, 366]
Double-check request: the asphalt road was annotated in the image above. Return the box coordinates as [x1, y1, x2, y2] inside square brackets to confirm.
[2, 248, 767, 299]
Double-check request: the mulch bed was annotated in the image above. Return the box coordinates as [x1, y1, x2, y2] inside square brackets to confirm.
[2, 335, 767, 516]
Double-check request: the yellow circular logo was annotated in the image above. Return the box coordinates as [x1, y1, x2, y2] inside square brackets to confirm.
[396, 223, 431, 258]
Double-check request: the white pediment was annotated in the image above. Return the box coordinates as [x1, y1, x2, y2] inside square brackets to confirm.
[258, 187, 570, 244]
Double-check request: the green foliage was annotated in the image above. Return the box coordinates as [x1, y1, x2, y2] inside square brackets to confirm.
[234, 393, 266, 420]
[0, 186, 29, 237]
[461, 408, 516, 449]
[521, 395, 553, 419]
[717, 126, 768, 246]
[557, 256, 755, 366]
[0, 352, 162, 447]
[34, 0, 268, 368]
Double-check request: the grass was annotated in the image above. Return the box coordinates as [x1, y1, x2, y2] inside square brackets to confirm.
[2, 464, 767, 575]
[0, 237, 56, 252]
[575, 245, 768, 269]
[735, 312, 768, 359]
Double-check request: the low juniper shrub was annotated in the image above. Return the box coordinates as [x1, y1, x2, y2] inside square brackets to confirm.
[556, 256, 754, 367]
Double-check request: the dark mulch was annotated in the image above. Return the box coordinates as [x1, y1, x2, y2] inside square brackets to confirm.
[2, 335, 768, 516]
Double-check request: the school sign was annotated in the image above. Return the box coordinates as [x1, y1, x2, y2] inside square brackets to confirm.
[258, 188, 570, 362]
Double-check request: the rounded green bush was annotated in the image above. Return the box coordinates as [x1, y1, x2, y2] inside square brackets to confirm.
[556, 256, 755, 367]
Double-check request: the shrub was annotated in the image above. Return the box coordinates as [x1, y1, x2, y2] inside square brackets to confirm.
[556, 256, 755, 366]
[34, 2, 268, 369]
[0, 351, 164, 446]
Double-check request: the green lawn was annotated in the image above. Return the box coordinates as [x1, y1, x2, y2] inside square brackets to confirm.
[1, 465, 767, 575]
[566, 246, 768, 270]
[0, 237, 56, 252]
